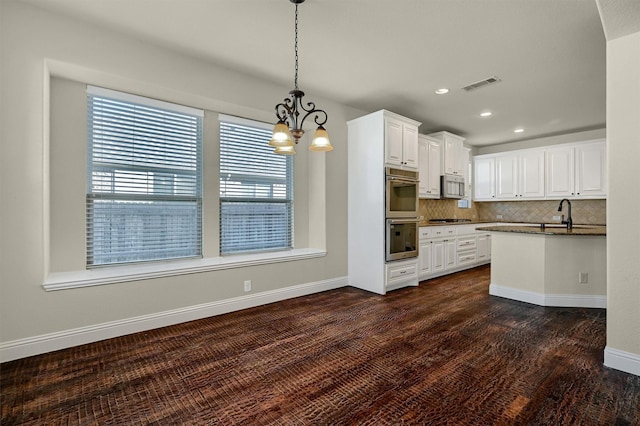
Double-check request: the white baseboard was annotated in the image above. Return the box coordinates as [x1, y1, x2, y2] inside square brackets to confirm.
[1, 276, 347, 363]
[604, 346, 640, 377]
[489, 283, 607, 308]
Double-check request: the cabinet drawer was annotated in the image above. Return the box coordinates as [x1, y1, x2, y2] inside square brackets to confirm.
[386, 260, 419, 291]
[457, 251, 477, 266]
[457, 236, 477, 250]
[455, 224, 478, 236]
[419, 227, 433, 240]
[431, 226, 455, 238]
[387, 262, 418, 280]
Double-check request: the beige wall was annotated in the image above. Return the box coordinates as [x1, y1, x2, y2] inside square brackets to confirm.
[0, 1, 363, 345]
[606, 31, 640, 359]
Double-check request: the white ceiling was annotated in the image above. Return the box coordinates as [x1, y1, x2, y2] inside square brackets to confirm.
[21, 0, 618, 146]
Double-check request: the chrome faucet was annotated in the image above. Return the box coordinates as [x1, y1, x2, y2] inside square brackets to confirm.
[558, 198, 573, 230]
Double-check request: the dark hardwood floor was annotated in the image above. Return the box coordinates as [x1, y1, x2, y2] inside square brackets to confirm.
[2, 265, 639, 425]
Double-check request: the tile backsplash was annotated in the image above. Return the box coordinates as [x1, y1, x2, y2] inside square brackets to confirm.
[420, 199, 606, 225]
[419, 199, 479, 223]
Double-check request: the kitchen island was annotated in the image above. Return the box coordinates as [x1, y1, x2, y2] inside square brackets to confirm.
[478, 225, 606, 308]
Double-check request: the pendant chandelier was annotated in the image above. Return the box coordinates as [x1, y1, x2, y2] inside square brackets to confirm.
[268, 0, 333, 155]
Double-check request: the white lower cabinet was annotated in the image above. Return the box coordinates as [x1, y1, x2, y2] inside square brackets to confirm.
[476, 232, 492, 263]
[418, 227, 433, 275]
[419, 224, 493, 281]
[419, 226, 455, 278]
[456, 235, 477, 267]
[386, 259, 419, 291]
[444, 240, 457, 269]
[431, 240, 445, 273]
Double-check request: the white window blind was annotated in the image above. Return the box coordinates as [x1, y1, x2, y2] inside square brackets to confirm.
[87, 87, 203, 266]
[219, 116, 293, 255]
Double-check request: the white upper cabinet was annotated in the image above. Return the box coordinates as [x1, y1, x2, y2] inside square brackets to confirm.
[418, 135, 441, 198]
[428, 131, 466, 176]
[495, 153, 519, 199]
[494, 150, 545, 200]
[575, 141, 607, 198]
[518, 149, 546, 199]
[385, 116, 419, 170]
[474, 139, 606, 202]
[546, 140, 606, 199]
[546, 146, 575, 198]
[474, 156, 496, 200]
[385, 118, 403, 166]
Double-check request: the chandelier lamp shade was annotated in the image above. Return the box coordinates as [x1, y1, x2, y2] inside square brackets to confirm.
[269, 0, 333, 154]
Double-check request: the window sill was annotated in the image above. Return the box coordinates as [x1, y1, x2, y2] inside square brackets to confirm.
[43, 248, 327, 291]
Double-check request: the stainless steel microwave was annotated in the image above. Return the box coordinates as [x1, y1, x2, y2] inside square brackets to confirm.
[441, 175, 465, 199]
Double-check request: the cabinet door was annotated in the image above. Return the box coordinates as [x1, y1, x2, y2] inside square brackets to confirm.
[461, 147, 471, 198]
[418, 138, 429, 197]
[458, 146, 470, 181]
[474, 157, 496, 200]
[402, 125, 419, 169]
[432, 240, 445, 273]
[444, 240, 457, 269]
[575, 141, 606, 198]
[443, 136, 459, 175]
[477, 234, 489, 261]
[546, 146, 574, 198]
[419, 241, 432, 274]
[495, 154, 518, 199]
[384, 117, 403, 167]
[427, 141, 441, 198]
[519, 150, 545, 198]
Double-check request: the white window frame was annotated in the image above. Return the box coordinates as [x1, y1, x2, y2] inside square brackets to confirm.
[86, 86, 204, 267]
[218, 115, 294, 255]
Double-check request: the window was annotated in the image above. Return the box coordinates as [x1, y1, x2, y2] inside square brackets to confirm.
[86, 86, 203, 266]
[219, 116, 293, 255]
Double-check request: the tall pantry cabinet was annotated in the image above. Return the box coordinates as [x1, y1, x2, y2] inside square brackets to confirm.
[347, 110, 421, 295]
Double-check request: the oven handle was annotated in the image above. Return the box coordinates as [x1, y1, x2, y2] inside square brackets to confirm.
[386, 175, 419, 184]
[388, 218, 420, 224]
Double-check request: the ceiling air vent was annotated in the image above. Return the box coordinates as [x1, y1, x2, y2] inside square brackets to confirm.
[462, 76, 502, 92]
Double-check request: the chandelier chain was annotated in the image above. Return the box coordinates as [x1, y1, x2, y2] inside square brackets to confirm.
[294, 3, 299, 90]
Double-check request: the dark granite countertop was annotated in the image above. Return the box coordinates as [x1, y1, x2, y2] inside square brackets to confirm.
[476, 225, 606, 236]
[419, 220, 493, 227]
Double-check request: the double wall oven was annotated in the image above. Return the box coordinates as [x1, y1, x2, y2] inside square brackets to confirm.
[385, 167, 419, 262]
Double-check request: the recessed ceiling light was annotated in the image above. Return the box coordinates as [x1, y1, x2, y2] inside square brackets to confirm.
[514, 128, 525, 133]
[480, 111, 492, 117]
[435, 88, 449, 95]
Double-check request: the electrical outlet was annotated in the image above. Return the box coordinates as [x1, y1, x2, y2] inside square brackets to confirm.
[244, 280, 252, 292]
[553, 215, 562, 221]
[579, 272, 588, 284]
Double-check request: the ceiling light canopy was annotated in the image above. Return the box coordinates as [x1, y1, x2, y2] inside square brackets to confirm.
[480, 111, 493, 117]
[269, 0, 333, 154]
[514, 128, 525, 133]
[435, 88, 449, 95]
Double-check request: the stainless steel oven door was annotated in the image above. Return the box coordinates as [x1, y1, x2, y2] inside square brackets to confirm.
[386, 175, 419, 218]
[386, 218, 419, 262]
